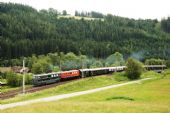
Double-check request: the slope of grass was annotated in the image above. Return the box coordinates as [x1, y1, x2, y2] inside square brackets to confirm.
[0, 74, 126, 104]
[140, 70, 162, 78]
[1, 74, 170, 113]
[0, 85, 32, 93]
[0, 70, 164, 104]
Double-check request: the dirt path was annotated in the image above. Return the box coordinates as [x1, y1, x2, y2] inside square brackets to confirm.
[0, 78, 152, 110]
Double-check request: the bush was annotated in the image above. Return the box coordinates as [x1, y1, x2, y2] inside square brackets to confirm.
[25, 73, 33, 84]
[90, 61, 103, 68]
[31, 60, 50, 74]
[62, 60, 81, 71]
[105, 52, 125, 66]
[145, 58, 165, 65]
[1, 72, 7, 79]
[6, 72, 32, 87]
[6, 72, 22, 87]
[52, 66, 60, 72]
[125, 58, 143, 80]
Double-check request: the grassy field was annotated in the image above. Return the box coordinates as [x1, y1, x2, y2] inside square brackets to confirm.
[1, 72, 170, 113]
[0, 74, 127, 104]
[0, 70, 164, 104]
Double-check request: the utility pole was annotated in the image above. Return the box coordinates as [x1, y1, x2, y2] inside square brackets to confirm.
[162, 60, 164, 71]
[22, 59, 25, 94]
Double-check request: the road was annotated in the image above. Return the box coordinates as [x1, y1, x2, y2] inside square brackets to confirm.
[0, 78, 152, 110]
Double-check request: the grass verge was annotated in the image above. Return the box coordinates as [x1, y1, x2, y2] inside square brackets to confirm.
[0, 85, 32, 93]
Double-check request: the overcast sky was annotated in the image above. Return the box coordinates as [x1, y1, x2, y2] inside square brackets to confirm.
[1, 0, 170, 20]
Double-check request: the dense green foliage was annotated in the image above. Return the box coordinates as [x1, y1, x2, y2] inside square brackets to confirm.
[0, 51, 125, 73]
[75, 11, 104, 18]
[31, 60, 50, 74]
[29, 52, 89, 73]
[125, 58, 143, 79]
[0, 3, 170, 62]
[90, 61, 103, 68]
[6, 72, 32, 87]
[29, 52, 124, 73]
[145, 58, 165, 65]
[161, 17, 170, 33]
[0, 71, 7, 79]
[166, 60, 170, 68]
[105, 52, 125, 66]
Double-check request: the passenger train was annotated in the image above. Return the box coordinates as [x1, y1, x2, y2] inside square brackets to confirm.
[32, 65, 166, 86]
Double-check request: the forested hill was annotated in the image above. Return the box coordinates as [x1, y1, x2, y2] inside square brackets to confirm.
[0, 3, 170, 60]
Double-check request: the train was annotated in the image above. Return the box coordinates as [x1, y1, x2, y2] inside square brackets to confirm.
[32, 65, 166, 86]
[32, 66, 125, 86]
[144, 65, 167, 73]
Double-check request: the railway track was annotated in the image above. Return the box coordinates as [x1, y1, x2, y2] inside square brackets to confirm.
[0, 78, 81, 100]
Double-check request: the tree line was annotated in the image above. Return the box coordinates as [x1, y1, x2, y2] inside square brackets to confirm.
[75, 11, 104, 18]
[0, 52, 125, 73]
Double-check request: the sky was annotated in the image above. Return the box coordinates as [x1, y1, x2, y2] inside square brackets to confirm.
[1, 0, 170, 20]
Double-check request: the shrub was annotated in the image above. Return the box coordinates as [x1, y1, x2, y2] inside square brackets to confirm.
[6, 72, 21, 87]
[90, 61, 103, 68]
[1, 72, 7, 79]
[52, 66, 60, 72]
[31, 60, 50, 74]
[125, 58, 143, 80]
[145, 58, 165, 65]
[6, 72, 32, 87]
[105, 52, 125, 66]
[24, 73, 33, 84]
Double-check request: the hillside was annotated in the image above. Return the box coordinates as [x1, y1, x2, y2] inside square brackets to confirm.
[0, 3, 170, 60]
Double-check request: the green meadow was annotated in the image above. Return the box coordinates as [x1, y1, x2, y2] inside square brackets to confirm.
[1, 70, 170, 113]
[0, 74, 125, 104]
[1, 71, 170, 113]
